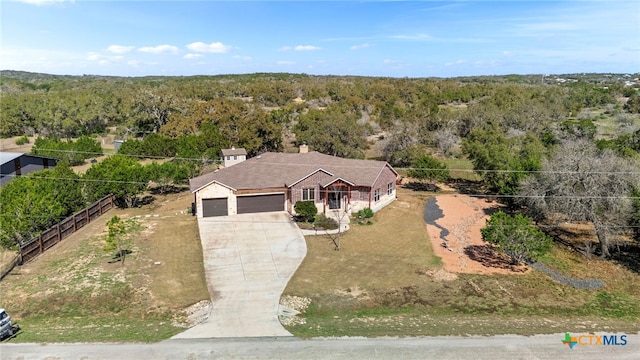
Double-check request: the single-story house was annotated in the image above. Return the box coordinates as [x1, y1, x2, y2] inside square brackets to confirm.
[189, 149, 399, 218]
[0, 152, 58, 187]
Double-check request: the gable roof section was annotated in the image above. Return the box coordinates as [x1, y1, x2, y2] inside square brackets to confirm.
[287, 168, 333, 188]
[189, 151, 397, 193]
[221, 148, 247, 156]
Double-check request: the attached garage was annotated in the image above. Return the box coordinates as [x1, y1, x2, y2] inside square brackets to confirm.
[237, 193, 285, 214]
[202, 198, 228, 217]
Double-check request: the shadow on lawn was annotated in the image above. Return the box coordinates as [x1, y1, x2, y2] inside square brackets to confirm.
[463, 244, 527, 273]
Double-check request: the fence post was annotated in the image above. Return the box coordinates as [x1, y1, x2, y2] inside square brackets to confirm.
[85, 207, 89, 222]
[38, 235, 43, 255]
[56, 224, 61, 242]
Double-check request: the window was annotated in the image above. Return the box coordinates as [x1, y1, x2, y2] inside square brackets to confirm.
[302, 188, 315, 201]
[226, 156, 231, 160]
[387, 182, 393, 195]
[234, 155, 237, 160]
[374, 189, 380, 202]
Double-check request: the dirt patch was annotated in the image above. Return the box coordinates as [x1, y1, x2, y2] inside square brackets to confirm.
[425, 194, 527, 274]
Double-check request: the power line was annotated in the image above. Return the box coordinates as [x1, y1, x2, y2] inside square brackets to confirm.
[24, 148, 640, 175]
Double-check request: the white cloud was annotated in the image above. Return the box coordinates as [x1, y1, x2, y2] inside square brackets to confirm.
[277, 60, 296, 65]
[107, 45, 134, 54]
[232, 55, 252, 61]
[138, 45, 179, 54]
[294, 45, 321, 51]
[445, 59, 467, 67]
[86, 52, 122, 64]
[350, 43, 371, 51]
[278, 46, 292, 52]
[391, 33, 433, 41]
[17, 0, 73, 5]
[183, 53, 203, 59]
[186, 41, 231, 53]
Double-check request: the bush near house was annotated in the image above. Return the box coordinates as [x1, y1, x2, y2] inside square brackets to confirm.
[294, 201, 318, 223]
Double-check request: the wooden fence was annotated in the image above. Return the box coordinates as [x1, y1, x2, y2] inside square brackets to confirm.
[19, 194, 115, 264]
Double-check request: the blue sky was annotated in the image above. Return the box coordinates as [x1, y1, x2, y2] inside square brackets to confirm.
[1, 0, 639, 77]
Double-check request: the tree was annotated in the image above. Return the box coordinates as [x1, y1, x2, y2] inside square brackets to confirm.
[103, 216, 130, 266]
[294, 201, 317, 223]
[623, 94, 640, 114]
[519, 140, 640, 258]
[481, 211, 552, 265]
[631, 189, 640, 242]
[407, 154, 450, 184]
[294, 106, 369, 159]
[462, 125, 547, 196]
[0, 163, 82, 248]
[83, 155, 148, 208]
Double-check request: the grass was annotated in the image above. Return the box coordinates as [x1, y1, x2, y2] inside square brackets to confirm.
[283, 188, 640, 338]
[0, 191, 210, 343]
[441, 158, 481, 181]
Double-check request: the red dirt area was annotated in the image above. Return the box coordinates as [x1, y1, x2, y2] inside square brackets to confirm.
[426, 194, 528, 275]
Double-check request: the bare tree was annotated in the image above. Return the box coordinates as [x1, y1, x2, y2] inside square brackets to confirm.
[519, 140, 640, 258]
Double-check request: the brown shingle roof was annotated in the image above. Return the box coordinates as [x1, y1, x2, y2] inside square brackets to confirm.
[189, 152, 397, 193]
[221, 148, 247, 156]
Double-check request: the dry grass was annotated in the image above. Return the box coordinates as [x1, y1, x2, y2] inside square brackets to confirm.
[284, 188, 640, 337]
[284, 189, 440, 299]
[0, 191, 210, 342]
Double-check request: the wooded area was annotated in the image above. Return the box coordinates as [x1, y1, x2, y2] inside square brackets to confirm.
[1, 70, 639, 257]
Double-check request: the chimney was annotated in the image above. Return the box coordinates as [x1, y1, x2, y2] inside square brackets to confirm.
[231, 146, 235, 150]
[299, 143, 308, 153]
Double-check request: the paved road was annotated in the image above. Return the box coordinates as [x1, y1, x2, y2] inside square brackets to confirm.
[2, 334, 638, 360]
[173, 212, 306, 338]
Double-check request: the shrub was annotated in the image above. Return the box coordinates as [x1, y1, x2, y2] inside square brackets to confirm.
[314, 214, 339, 230]
[480, 211, 552, 265]
[294, 201, 317, 223]
[15, 135, 29, 145]
[356, 208, 374, 220]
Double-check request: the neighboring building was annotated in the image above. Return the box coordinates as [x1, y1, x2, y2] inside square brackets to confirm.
[0, 152, 58, 186]
[221, 147, 247, 168]
[189, 150, 399, 218]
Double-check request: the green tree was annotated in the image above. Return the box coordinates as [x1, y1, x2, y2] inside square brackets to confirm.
[407, 154, 450, 184]
[103, 216, 129, 266]
[462, 125, 546, 197]
[623, 94, 640, 114]
[294, 201, 318, 223]
[0, 163, 82, 248]
[294, 106, 369, 159]
[83, 155, 148, 208]
[480, 211, 552, 265]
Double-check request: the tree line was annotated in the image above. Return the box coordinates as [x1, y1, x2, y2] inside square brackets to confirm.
[1, 71, 639, 258]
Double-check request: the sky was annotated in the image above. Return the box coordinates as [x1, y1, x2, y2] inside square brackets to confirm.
[1, 0, 639, 78]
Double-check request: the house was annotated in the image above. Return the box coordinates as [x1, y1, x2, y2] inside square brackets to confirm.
[221, 147, 247, 168]
[189, 149, 399, 218]
[0, 152, 58, 186]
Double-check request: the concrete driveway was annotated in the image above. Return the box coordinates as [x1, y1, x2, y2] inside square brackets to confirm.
[173, 212, 307, 338]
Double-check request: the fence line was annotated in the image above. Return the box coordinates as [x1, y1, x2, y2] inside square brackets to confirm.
[19, 194, 115, 264]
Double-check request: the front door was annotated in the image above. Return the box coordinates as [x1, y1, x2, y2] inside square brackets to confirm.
[328, 190, 341, 210]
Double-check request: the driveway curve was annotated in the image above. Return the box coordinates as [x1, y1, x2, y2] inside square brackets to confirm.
[173, 212, 306, 338]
